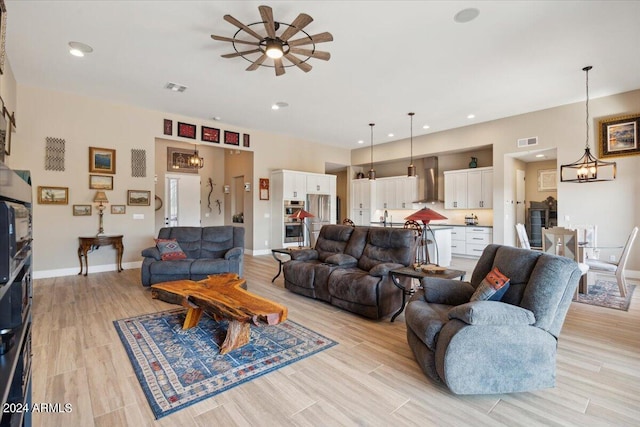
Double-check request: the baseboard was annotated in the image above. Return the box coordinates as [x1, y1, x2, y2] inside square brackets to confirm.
[33, 261, 142, 279]
[249, 249, 271, 256]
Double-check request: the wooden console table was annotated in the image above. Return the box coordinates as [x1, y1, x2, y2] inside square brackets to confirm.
[78, 235, 124, 276]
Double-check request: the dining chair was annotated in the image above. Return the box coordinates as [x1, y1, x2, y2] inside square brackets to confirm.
[573, 224, 598, 259]
[585, 226, 638, 297]
[542, 226, 589, 296]
[403, 220, 425, 264]
[515, 223, 531, 249]
[342, 218, 355, 227]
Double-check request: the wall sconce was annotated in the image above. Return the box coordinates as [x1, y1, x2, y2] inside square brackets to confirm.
[244, 182, 251, 192]
[223, 185, 230, 194]
[94, 191, 109, 236]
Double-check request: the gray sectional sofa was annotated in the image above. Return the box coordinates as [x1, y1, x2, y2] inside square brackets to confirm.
[282, 224, 416, 319]
[141, 226, 244, 286]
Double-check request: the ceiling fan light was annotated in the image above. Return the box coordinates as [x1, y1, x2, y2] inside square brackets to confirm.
[265, 40, 283, 58]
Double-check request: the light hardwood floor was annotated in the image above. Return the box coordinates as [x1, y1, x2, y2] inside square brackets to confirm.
[31, 255, 640, 426]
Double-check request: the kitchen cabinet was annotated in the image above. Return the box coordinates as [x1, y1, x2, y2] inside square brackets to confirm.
[467, 169, 493, 209]
[465, 227, 493, 256]
[444, 171, 468, 209]
[351, 209, 371, 226]
[374, 176, 418, 210]
[306, 174, 332, 194]
[351, 179, 373, 210]
[282, 171, 306, 200]
[444, 167, 493, 209]
[450, 227, 467, 255]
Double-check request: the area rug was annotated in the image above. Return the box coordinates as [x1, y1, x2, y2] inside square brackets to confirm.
[576, 279, 636, 311]
[114, 308, 337, 419]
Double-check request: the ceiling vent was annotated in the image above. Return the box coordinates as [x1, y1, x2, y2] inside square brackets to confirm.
[165, 82, 187, 92]
[517, 136, 538, 148]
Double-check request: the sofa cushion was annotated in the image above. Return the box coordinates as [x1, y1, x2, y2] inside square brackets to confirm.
[358, 228, 415, 272]
[201, 226, 236, 258]
[448, 301, 535, 326]
[283, 260, 320, 290]
[158, 227, 203, 259]
[328, 269, 381, 306]
[190, 258, 232, 275]
[149, 259, 192, 275]
[316, 225, 354, 262]
[155, 239, 187, 260]
[325, 253, 357, 266]
[470, 267, 510, 302]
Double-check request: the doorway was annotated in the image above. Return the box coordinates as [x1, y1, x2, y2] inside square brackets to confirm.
[165, 173, 201, 226]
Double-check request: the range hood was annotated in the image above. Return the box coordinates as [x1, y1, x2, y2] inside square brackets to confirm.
[413, 157, 439, 203]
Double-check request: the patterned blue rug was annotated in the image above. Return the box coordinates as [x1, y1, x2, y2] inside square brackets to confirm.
[114, 308, 337, 419]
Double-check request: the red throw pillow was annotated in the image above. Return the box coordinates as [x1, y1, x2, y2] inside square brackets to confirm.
[155, 239, 187, 260]
[470, 267, 510, 302]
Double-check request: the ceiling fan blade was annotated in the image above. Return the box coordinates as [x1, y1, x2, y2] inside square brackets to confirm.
[211, 34, 260, 46]
[221, 48, 261, 58]
[284, 53, 312, 73]
[288, 32, 334, 47]
[274, 58, 285, 76]
[246, 53, 268, 71]
[279, 13, 313, 41]
[258, 5, 276, 39]
[289, 47, 331, 61]
[223, 14, 264, 40]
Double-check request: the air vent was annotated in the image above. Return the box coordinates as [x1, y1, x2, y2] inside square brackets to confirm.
[517, 136, 538, 148]
[165, 82, 187, 92]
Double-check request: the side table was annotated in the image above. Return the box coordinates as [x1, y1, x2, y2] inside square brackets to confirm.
[78, 235, 124, 276]
[271, 248, 293, 282]
[389, 266, 466, 322]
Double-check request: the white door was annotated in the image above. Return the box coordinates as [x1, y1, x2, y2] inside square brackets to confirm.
[165, 173, 201, 226]
[516, 169, 526, 225]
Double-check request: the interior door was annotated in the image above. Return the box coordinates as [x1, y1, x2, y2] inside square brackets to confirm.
[516, 169, 526, 225]
[165, 173, 201, 226]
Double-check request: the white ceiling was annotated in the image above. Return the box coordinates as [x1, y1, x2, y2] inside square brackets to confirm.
[5, 1, 640, 149]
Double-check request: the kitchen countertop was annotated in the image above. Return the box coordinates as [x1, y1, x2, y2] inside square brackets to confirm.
[370, 222, 492, 229]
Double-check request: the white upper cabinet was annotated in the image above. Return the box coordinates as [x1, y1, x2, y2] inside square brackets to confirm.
[306, 174, 332, 194]
[282, 171, 306, 200]
[351, 179, 373, 210]
[374, 176, 418, 210]
[444, 167, 492, 209]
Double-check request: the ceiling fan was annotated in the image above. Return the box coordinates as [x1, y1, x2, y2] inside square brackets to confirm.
[210, 5, 333, 76]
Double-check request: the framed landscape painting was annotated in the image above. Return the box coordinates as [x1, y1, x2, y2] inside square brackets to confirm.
[73, 205, 92, 216]
[128, 190, 150, 206]
[599, 113, 640, 158]
[38, 186, 69, 204]
[89, 147, 116, 174]
[89, 174, 114, 190]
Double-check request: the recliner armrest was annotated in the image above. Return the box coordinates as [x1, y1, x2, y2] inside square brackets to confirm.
[290, 249, 319, 261]
[422, 278, 475, 305]
[448, 301, 536, 326]
[141, 247, 161, 261]
[369, 262, 404, 277]
[224, 247, 243, 260]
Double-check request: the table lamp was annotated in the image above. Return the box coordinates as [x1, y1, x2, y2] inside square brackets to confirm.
[405, 208, 448, 265]
[289, 209, 314, 247]
[94, 191, 109, 236]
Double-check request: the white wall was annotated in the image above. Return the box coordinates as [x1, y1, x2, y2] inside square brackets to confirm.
[352, 90, 640, 271]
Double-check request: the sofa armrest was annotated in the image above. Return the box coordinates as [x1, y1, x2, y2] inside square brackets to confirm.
[421, 278, 475, 305]
[224, 247, 243, 260]
[369, 262, 404, 277]
[290, 249, 319, 261]
[325, 253, 358, 267]
[141, 246, 161, 261]
[448, 301, 536, 326]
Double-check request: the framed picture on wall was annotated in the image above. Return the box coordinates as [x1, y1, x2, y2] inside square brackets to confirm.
[177, 122, 196, 139]
[537, 169, 557, 191]
[128, 190, 151, 206]
[89, 147, 116, 174]
[163, 119, 173, 136]
[38, 186, 69, 204]
[73, 205, 92, 216]
[89, 174, 114, 190]
[224, 130, 240, 146]
[598, 113, 640, 158]
[111, 205, 126, 214]
[201, 126, 220, 143]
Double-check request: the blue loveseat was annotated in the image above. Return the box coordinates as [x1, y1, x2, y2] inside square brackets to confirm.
[140, 226, 244, 286]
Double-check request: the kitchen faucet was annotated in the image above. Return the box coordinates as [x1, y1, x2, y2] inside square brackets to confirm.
[384, 210, 388, 227]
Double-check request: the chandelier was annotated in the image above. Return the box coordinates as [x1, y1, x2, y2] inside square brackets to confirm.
[560, 66, 616, 183]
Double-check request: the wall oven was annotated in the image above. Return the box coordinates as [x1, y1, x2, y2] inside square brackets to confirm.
[284, 200, 305, 218]
[284, 222, 302, 243]
[284, 200, 304, 243]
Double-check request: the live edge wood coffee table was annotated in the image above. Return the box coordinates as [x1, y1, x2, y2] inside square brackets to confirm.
[151, 273, 288, 354]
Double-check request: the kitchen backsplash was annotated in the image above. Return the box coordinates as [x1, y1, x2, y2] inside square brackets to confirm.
[374, 202, 494, 226]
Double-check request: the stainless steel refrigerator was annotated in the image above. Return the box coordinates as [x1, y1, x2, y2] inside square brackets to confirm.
[306, 194, 331, 247]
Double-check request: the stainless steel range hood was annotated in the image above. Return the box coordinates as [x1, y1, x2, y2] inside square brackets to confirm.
[413, 157, 439, 203]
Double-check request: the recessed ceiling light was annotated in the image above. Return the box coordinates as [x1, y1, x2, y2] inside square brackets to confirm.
[535, 154, 545, 158]
[212, 116, 222, 121]
[68, 41, 93, 57]
[467, 114, 475, 119]
[357, 140, 364, 144]
[454, 8, 480, 24]
[388, 133, 394, 137]
[272, 101, 289, 110]
[165, 82, 187, 92]
[422, 125, 430, 129]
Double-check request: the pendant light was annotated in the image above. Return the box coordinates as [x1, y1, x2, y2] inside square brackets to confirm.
[368, 123, 376, 180]
[407, 112, 416, 177]
[560, 66, 616, 183]
[188, 145, 205, 169]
